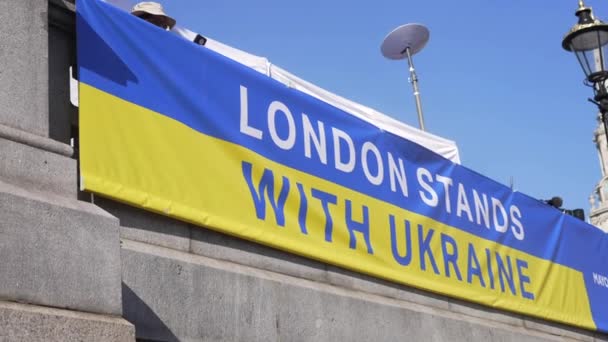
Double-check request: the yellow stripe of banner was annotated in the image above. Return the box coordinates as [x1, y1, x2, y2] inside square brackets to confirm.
[79, 83, 595, 330]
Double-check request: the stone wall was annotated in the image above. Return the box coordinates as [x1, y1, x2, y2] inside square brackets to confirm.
[0, 0, 133, 340]
[98, 198, 605, 342]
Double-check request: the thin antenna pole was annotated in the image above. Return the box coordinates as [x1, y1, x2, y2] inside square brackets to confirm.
[405, 47, 426, 131]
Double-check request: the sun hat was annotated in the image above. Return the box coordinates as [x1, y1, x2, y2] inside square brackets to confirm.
[131, 2, 176, 28]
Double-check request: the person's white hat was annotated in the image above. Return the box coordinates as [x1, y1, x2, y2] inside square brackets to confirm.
[131, 2, 176, 28]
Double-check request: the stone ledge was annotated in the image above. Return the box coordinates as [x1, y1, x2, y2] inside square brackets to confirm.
[0, 180, 111, 219]
[0, 300, 134, 342]
[0, 123, 73, 158]
[447, 300, 524, 329]
[523, 319, 596, 342]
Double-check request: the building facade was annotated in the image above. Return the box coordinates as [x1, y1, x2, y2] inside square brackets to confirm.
[589, 114, 608, 232]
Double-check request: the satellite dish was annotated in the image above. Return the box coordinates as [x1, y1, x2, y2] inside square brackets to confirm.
[381, 24, 429, 60]
[380, 23, 430, 131]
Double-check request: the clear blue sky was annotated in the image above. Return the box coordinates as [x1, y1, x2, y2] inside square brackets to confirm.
[109, 0, 607, 217]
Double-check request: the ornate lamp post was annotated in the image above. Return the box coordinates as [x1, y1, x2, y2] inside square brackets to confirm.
[562, 1, 608, 142]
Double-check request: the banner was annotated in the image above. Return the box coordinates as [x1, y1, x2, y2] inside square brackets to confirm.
[77, 0, 608, 332]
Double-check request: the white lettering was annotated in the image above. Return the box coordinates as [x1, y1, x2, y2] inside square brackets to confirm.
[436, 175, 453, 213]
[268, 101, 296, 150]
[593, 273, 608, 288]
[361, 142, 383, 185]
[473, 190, 490, 229]
[238, 84, 532, 242]
[302, 113, 327, 164]
[456, 183, 473, 222]
[332, 127, 356, 173]
[417, 167, 438, 207]
[491, 197, 508, 233]
[388, 153, 408, 197]
[239, 86, 263, 139]
[510, 205, 524, 240]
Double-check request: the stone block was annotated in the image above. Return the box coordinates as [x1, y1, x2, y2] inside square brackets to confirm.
[0, 300, 134, 342]
[190, 224, 328, 282]
[122, 240, 282, 342]
[0, 136, 75, 198]
[325, 264, 450, 310]
[95, 197, 191, 252]
[121, 239, 572, 342]
[0, 0, 49, 137]
[0, 181, 122, 315]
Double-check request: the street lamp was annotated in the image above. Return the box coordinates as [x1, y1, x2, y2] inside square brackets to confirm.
[562, 0, 608, 141]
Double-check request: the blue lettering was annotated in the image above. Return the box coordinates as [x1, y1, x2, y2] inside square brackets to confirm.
[440, 233, 462, 281]
[345, 200, 374, 254]
[311, 188, 337, 242]
[496, 253, 516, 295]
[418, 225, 440, 275]
[466, 243, 485, 287]
[389, 216, 412, 266]
[485, 248, 495, 289]
[296, 183, 308, 234]
[516, 259, 534, 300]
[242, 161, 289, 226]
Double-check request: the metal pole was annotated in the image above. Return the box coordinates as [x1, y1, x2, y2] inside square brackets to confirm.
[405, 47, 426, 131]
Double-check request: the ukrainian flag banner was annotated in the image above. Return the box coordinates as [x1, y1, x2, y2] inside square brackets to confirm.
[77, 0, 608, 332]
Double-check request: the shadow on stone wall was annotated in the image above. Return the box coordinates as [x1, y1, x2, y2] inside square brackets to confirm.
[122, 283, 179, 342]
